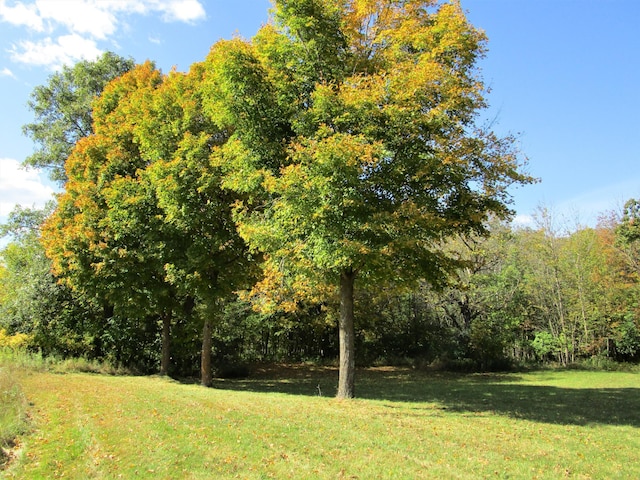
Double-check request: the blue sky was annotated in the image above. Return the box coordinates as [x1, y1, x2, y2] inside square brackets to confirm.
[0, 0, 638, 232]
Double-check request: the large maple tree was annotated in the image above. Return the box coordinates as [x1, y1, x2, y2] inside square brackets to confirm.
[42, 62, 249, 383]
[202, 0, 534, 398]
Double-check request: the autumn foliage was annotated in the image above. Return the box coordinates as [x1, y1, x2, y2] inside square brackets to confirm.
[1, 1, 636, 396]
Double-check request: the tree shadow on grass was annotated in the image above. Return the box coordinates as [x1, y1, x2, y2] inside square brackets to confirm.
[210, 365, 640, 428]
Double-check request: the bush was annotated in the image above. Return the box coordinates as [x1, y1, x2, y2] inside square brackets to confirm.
[50, 357, 130, 376]
[614, 317, 640, 361]
[568, 356, 639, 372]
[531, 331, 560, 360]
[0, 329, 32, 351]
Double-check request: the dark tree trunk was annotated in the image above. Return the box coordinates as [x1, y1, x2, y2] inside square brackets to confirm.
[201, 317, 213, 387]
[337, 268, 356, 399]
[159, 311, 171, 376]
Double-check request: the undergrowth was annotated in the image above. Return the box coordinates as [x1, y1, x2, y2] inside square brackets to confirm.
[0, 348, 131, 376]
[0, 365, 28, 468]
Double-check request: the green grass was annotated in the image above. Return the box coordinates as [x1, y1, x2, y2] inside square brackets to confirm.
[0, 365, 28, 468]
[2, 364, 639, 479]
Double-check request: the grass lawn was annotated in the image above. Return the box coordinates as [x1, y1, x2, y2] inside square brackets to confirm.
[2, 365, 639, 479]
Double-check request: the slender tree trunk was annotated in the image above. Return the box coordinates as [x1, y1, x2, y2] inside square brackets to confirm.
[201, 317, 213, 387]
[160, 311, 171, 376]
[337, 268, 356, 399]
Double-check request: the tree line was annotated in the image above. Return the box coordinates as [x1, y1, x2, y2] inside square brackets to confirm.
[1, 1, 637, 397]
[3, 202, 640, 375]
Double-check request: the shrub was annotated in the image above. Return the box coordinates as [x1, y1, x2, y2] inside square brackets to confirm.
[0, 329, 32, 351]
[614, 317, 640, 361]
[531, 331, 559, 360]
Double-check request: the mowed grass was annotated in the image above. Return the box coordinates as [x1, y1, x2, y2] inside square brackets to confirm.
[3, 365, 639, 479]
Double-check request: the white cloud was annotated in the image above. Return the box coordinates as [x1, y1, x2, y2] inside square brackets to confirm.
[155, 0, 206, 23]
[0, 0, 43, 31]
[2, 0, 206, 38]
[34, 0, 118, 40]
[2, 0, 206, 69]
[511, 214, 534, 229]
[10, 34, 102, 68]
[0, 67, 16, 78]
[0, 158, 55, 217]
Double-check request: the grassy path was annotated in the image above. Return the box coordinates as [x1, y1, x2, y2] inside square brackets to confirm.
[3, 368, 640, 479]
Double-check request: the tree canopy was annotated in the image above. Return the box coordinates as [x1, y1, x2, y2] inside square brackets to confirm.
[13, 1, 613, 396]
[202, 0, 534, 397]
[41, 61, 250, 382]
[22, 52, 135, 184]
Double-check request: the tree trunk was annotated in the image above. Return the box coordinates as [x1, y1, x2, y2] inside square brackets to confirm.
[201, 317, 213, 387]
[160, 311, 171, 376]
[337, 269, 356, 399]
